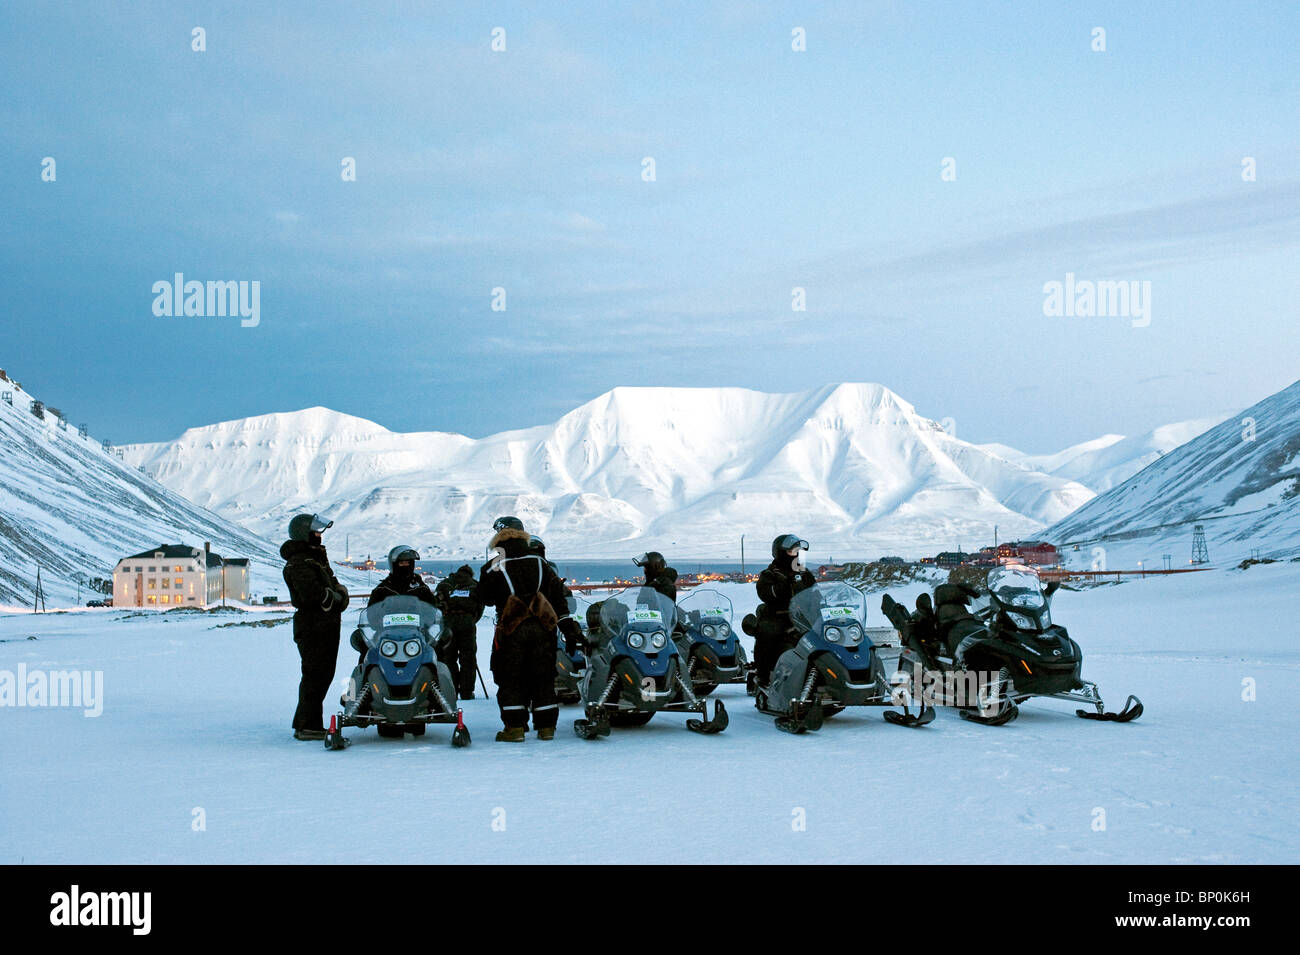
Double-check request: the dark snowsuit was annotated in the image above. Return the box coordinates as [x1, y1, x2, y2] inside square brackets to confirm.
[642, 565, 678, 602]
[753, 559, 816, 686]
[477, 528, 572, 731]
[282, 540, 350, 732]
[933, 583, 985, 656]
[435, 566, 485, 698]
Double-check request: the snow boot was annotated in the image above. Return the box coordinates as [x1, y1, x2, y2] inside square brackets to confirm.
[294, 728, 327, 741]
[537, 727, 556, 741]
[495, 727, 526, 742]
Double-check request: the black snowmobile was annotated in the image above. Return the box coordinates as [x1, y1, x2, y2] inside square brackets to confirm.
[881, 565, 1143, 726]
[327, 595, 471, 749]
[572, 587, 728, 739]
[675, 588, 751, 696]
[754, 581, 933, 734]
[554, 593, 590, 704]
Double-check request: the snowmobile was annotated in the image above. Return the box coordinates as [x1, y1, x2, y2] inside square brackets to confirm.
[326, 595, 471, 749]
[880, 564, 1143, 726]
[554, 593, 590, 704]
[675, 588, 751, 696]
[572, 587, 729, 739]
[754, 581, 933, 734]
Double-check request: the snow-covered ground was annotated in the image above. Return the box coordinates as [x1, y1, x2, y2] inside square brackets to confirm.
[2, 567, 1296, 864]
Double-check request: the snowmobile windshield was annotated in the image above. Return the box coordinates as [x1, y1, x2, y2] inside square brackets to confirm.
[988, 566, 1045, 610]
[678, 588, 733, 628]
[597, 587, 678, 646]
[358, 596, 442, 647]
[789, 582, 867, 635]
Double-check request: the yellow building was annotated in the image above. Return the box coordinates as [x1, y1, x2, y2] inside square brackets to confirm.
[113, 544, 251, 608]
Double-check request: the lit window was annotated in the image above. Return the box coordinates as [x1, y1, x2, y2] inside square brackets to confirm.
[175, 578, 182, 586]
[161, 579, 169, 589]
[146, 595, 157, 604]
[174, 566, 182, 573]
[148, 580, 156, 590]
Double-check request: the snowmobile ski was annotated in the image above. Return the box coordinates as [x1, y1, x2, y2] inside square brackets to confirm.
[1077, 694, 1143, 722]
[883, 701, 935, 727]
[774, 698, 824, 734]
[959, 702, 1019, 726]
[451, 709, 471, 747]
[324, 714, 350, 750]
[685, 699, 729, 734]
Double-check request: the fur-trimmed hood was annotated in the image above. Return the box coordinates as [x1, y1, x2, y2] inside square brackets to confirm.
[489, 526, 531, 550]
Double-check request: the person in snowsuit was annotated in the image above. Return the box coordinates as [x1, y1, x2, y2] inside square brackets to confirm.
[434, 564, 485, 698]
[477, 517, 577, 741]
[633, 551, 678, 602]
[281, 513, 350, 740]
[357, 545, 439, 665]
[368, 545, 437, 606]
[530, 535, 585, 657]
[932, 582, 986, 659]
[752, 534, 816, 688]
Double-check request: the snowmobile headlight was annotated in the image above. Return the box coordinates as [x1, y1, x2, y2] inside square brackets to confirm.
[1007, 612, 1037, 631]
[825, 626, 843, 643]
[628, 632, 646, 649]
[380, 639, 398, 657]
[702, 624, 717, 638]
[719, 623, 731, 637]
[403, 639, 422, 656]
[845, 624, 863, 644]
[650, 631, 667, 649]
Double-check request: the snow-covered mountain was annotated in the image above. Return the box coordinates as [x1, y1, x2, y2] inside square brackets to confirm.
[124, 383, 1096, 560]
[979, 414, 1228, 493]
[0, 377, 285, 607]
[1046, 380, 1300, 566]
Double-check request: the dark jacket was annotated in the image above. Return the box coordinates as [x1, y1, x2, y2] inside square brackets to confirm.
[755, 559, 816, 636]
[368, 571, 437, 608]
[643, 566, 678, 602]
[281, 540, 350, 637]
[477, 527, 573, 636]
[435, 565, 485, 629]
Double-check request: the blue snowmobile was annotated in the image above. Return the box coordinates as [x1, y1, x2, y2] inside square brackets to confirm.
[327, 595, 470, 749]
[573, 587, 728, 739]
[754, 581, 933, 733]
[675, 588, 751, 696]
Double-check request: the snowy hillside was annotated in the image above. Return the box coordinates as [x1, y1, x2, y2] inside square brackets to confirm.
[3, 564, 1297, 864]
[1046, 380, 1300, 567]
[124, 383, 1096, 560]
[981, 414, 1228, 493]
[0, 377, 286, 607]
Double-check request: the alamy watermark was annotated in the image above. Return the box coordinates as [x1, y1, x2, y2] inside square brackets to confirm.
[0, 664, 103, 717]
[152, 273, 260, 327]
[1042, 272, 1150, 327]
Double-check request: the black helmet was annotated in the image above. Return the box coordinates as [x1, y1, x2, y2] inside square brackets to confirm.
[289, 513, 333, 542]
[771, 534, 808, 561]
[493, 515, 525, 532]
[633, 551, 664, 569]
[528, 536, 547, 557]
[387, 544, 419, 566]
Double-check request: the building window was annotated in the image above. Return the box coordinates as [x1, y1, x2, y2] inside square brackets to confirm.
[174, 577, 182, 587]
[148, 566, 156, 572]
[148, 579, 156, 590]
[173, 566, 182, 573]
[146, 595, 157, 605]
[161, 579, 169, 589]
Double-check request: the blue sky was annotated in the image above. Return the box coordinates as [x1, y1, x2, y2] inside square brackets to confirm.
[2, 0, 1297, 452]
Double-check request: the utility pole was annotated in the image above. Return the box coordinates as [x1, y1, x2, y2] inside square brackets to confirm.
[740, 535, 745, 577]
[34, 566, 46, 613]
